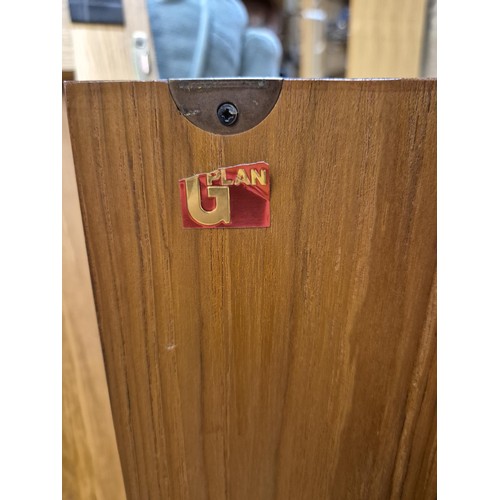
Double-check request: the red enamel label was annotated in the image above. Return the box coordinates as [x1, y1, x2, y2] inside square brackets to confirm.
[179, 161, 270, 229]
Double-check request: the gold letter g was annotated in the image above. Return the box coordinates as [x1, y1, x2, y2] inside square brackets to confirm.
[185, 175, 230, 226]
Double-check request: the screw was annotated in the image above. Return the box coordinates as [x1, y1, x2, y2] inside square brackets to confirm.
[217, 103, 238, 126]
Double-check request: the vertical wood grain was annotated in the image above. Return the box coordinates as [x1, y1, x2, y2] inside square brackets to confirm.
[63, 98, 127, 500]
[66, 79, 436, 499]
[63, 2, 158, 497]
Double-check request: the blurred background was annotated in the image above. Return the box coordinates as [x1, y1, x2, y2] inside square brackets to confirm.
[62, 0, 437, 82]
[62, 1, 436, 498]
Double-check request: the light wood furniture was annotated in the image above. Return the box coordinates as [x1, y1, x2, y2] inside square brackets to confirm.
[346, 0, 428, 77]
[66, 78, 437, 499]
[62, 0, 75, 79]
[63, 99, 127, 500]
[63, 2, 158, 498]
[297, 0, 431, 78]
[63, 0, 158, 80]
[299, 0, 327, 77]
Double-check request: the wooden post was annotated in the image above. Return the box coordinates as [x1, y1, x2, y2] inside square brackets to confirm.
[299, 0, 327, 77]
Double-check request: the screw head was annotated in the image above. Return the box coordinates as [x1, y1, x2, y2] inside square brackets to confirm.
[217, 103, 238, 126]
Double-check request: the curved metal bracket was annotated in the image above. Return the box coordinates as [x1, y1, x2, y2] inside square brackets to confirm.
[168, 79, 283, 136]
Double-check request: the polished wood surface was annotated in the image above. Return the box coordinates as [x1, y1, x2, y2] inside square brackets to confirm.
[63, 98, 127, 500]
[347, 0, 428, 77]
[63, 1, 158, 497]
[66, 79, 437, 499]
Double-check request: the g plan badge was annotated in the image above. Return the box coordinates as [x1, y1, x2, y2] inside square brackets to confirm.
[179, 161, 270, 229]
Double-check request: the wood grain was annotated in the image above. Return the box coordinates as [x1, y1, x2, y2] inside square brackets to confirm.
[63, 98, 127, 500]
[63, 2, 158, 497]
[346, 0, 428, 77]
[66, 78, 437, 499]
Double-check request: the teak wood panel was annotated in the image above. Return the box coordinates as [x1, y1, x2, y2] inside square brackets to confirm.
[66, 79, 437, 499]
[63, 98, 126, 499]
